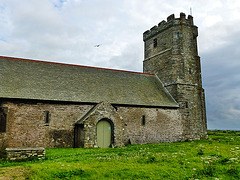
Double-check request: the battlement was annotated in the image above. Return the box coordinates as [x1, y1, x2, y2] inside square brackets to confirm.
[143, 12, 194, 41]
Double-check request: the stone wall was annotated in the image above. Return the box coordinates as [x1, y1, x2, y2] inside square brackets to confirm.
[6, 148, 45, 160]
[0, 99, 185, 149]
[75, 102, 184, 147]
[172, 84, 207, 139]
[1, 100, 93, 148]
[116, 106, 183, 144]
[76, 102, 125, 148]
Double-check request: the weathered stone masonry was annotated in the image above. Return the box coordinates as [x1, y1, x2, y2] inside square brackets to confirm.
[1, 100, 184, 149]
[0, 100, 92, 149]
[117, 106, 183, 144]
[6, 148, 45, 161]
[143, 13, 207, 140]
[0, 13, 207, 150]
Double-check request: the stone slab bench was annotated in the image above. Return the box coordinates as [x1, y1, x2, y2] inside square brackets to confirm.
[5, 148, 45, 161]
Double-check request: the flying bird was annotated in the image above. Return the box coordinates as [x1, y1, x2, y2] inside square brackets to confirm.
[94, 44, 101, 47]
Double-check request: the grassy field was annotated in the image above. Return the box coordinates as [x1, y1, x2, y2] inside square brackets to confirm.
[0, 130, 239, 179]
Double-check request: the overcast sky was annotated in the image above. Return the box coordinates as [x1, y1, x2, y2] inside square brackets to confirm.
[1, 0, 240, 130]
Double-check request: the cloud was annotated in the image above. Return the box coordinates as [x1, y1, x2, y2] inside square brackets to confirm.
[202, 27, 240, 130]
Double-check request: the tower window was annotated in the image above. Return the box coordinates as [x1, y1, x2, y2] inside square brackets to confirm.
[0, 107, 7, 132]
[177, 32, 180, 38]
[153, 38, 158, 48]
[185, 102, 189, 108]
[189, 68, 192, 74]
[44, 110, 50, 124]
[142, 115, 146, 126]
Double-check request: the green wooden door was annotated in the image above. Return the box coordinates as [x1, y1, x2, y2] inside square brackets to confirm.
[97, 120, 111, 148]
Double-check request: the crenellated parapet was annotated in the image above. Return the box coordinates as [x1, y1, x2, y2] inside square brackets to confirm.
[143, 12, 207, 140]
[143, 12, 195, 41]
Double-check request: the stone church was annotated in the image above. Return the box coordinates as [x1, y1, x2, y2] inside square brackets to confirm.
[0, 13, 207, 150]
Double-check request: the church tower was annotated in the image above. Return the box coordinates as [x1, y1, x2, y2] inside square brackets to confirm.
[143, 13, 207, 140]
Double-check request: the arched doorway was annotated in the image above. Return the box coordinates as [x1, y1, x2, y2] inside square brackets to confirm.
[97, 119, 113, 148]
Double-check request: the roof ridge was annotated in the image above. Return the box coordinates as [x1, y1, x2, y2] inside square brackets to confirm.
[0, 55, 155, 76]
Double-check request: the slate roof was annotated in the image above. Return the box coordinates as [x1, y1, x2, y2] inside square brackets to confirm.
[0, 56, 178, 107]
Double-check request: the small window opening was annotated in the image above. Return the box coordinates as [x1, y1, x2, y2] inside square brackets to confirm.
[177, 32, 180, 38]
[44, 110, 50, 124]
[153, 38, 158, 48]
[0, 107, 7, 132]
[185, 102, 189, 108]
[189, 68, 192, 74]
[142, 115, 146, 126]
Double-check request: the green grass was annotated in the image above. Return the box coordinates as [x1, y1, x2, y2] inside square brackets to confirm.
[0, 130, 240, 179]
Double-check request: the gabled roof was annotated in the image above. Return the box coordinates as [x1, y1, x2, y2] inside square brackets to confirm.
[0, 56, 178, 107]
[75, 102, 103, 124]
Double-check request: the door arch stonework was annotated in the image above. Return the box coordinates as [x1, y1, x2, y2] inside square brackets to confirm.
[75, 102, 124, 148]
